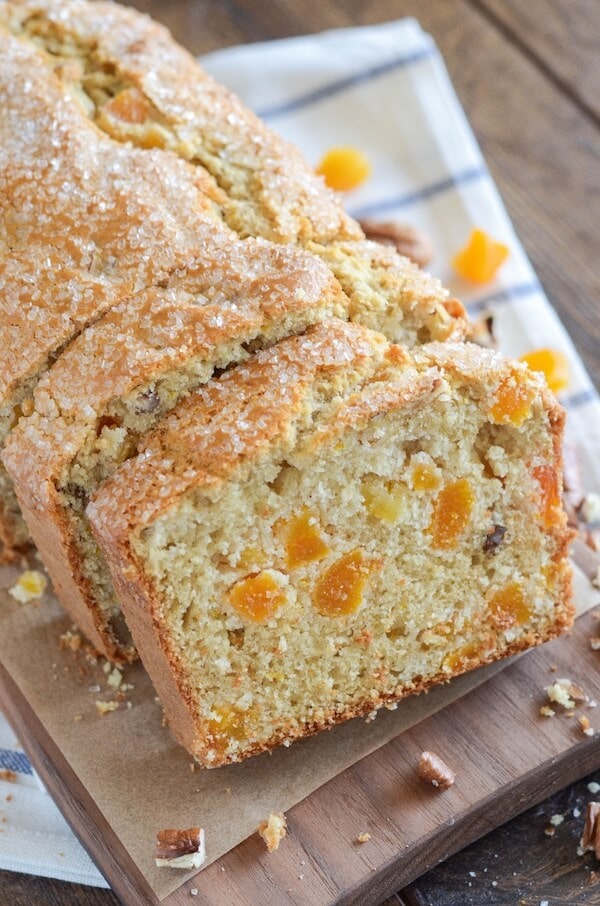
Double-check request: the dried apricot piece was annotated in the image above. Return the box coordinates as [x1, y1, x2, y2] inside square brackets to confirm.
[411, 463, 441, 491]
[532, 464, 560, 528]
[489, 373, 534, 426]
[519, 348, 569, 394]
[205, 705, 254, 754]
[285, 510, 330, 569]
[101, 87, 150, 124]
[442, 640, 483, 672]
[313, 550, 381, 616]
[489, 583, 531, 628]
[227, 570, 287, 623]
[452, 228, 509, 283]
[428, 479, 474, 550]
[316, 146, 371, 192]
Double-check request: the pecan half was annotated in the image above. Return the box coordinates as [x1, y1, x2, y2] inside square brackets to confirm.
[582, 803, 600, 859]
[359, 219, 433, 268]
[418, 751, 455, 791]
[155, 827, 206, 870]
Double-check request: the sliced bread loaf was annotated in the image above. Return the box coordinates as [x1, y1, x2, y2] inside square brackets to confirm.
[86, 320, 573, 765]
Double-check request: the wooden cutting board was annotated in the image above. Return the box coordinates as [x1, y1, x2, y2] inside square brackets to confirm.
[1, 541, 599, 906]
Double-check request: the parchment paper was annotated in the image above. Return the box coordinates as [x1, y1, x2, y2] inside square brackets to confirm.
[0, 556, 597, 901]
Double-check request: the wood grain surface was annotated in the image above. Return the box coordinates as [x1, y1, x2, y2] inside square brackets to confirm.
[1, 1, 599, 904]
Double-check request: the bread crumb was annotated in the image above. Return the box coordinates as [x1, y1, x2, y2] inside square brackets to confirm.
[540, 705, 556, 717]
[59, 630, 82, 652]
[95, 700, 119, 716]
[258, 812, 287, 852]
[550, 814, 564, 826]
[356, 832, 371, 843]
[545, 678, 585, 710]
[591, 638, 600, 650]
[0, 770, 17, 783]
[588, 782, 600, 794]
[579, 715, 594, 736]
[581, 493, 600, 524]
[9, 570, 47, 603]
[106, 667, 123, 690]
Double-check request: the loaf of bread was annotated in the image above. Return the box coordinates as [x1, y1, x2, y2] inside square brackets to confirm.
[0, 0, 465, 562]
[86, 320, 573, 766]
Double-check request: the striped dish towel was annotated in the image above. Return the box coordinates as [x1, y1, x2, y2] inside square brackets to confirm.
[1, 16, 598, 888]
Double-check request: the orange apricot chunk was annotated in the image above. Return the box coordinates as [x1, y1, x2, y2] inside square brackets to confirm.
[428, 479, 475, 550]
[227, 570, 287, 623]
[412, 462, 441, 491]
[285, 510, 330, 569]
[101, 87, 150, 124]
[313, 550, 381, 617]
[488, 583, 531, 628]
[489, 374, 535, 426]
[452, 228, 510, 283]
[205, 706, 253, 755]
[519, 348, 569, 394]
[532, 463, 560, 528]
[442, 640, 484, 673]
[316, 146, 371, 192]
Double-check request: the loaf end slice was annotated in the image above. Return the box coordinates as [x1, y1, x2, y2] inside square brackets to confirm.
[88, 321, 574, 766]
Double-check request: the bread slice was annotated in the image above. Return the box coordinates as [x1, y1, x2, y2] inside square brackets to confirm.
[1, 0, 466, 345]
[2, 252, 343, 661]
[86, 320, 573, 766]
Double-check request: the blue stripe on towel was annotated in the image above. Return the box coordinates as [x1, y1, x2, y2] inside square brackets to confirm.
[348, 165, 488, 218]
[0, 747, 33, 776]
[562, 388, 598, 409]
[257, 45, 435, 120]
[465, 281, 542, 315]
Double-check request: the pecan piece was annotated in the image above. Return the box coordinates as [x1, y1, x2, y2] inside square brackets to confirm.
[418, 750, 455, 791]
[483, 524, 506, 554]
[155, 827, 206, 869]
[581, 803, 600, 859]
[358, 219, 433, 268]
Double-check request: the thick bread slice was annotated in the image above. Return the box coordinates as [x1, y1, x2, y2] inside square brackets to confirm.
[2, 251, 343, 661]
[87, 321, 573, 766]
[0, 0, 467, 345]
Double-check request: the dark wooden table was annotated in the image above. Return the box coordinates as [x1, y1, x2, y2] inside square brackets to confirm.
[2, 1, 599, 903]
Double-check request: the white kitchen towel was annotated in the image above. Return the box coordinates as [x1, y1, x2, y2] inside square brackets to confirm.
[1, 16, 598, 888]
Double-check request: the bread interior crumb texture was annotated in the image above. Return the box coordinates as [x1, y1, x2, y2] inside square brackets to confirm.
[130, 376, 563, 763]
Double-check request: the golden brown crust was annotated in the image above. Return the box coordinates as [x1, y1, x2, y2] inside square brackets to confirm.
[0, 0, 357, 247]
[87, 321, 390, 538]
[1, 0, 466, 344]
[0, 32, 228, 407]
